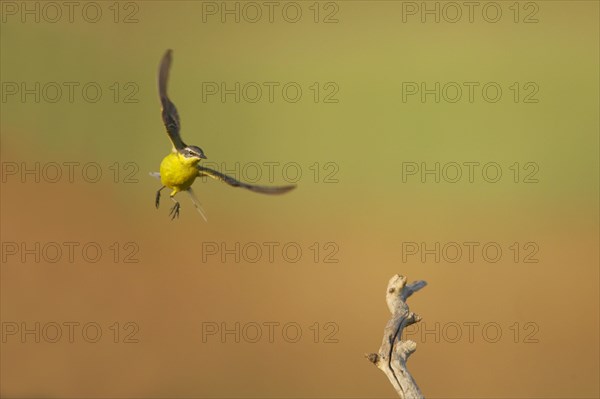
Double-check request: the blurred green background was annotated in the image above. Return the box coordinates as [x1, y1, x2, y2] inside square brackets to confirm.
[1, 1, 598, 398]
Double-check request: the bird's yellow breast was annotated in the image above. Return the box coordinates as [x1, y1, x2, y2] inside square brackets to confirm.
[159, 152, 200, 192]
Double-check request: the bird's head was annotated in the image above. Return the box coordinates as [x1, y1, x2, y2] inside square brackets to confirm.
[179, 145, 207, 164]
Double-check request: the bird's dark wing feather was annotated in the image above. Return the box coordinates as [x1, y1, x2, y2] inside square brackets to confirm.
[158, 49, 186, 150]
[197, 165, 296, 195]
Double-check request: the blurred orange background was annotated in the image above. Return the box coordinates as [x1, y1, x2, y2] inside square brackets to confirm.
[1, 1, 598, 398]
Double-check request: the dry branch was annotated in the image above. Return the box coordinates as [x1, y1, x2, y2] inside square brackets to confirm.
[367, 274, 427, 399]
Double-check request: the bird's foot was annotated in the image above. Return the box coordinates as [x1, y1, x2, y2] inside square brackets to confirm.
[169, 202, 180, 220]
[155, 186, 165, 209]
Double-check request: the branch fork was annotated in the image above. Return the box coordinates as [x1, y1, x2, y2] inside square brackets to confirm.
[367, 275, 427, 399]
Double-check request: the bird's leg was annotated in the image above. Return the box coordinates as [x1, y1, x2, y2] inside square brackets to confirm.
[155, 186, 165, 209]
[169, 195, 181, 220]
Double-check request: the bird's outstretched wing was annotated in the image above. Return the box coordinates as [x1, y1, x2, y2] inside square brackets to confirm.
[159, 49, 186, 151]
[197, 165, 296, 194]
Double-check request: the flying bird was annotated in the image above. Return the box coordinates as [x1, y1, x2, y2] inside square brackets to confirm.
[153, 49, 295, 220]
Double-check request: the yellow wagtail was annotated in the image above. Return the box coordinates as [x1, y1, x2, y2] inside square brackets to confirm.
[153, 50, 296, 220]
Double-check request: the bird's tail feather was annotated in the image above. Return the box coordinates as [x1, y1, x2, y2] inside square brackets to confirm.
[186, 188, 208, 222]
[149, 172, 161, 180]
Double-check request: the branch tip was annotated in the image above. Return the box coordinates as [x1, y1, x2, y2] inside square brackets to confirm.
[366, 353, 380, 365]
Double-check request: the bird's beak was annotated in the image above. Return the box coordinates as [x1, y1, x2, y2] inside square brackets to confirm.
[200, 153, 207, 159]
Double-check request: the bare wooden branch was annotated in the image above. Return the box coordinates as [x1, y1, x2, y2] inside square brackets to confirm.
[367, 274, 427, 399]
